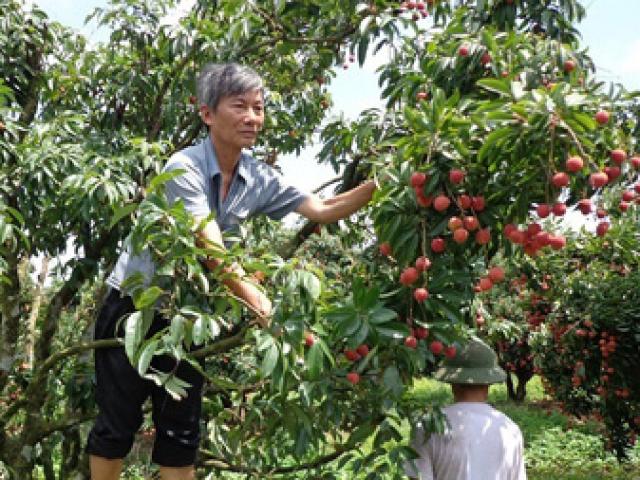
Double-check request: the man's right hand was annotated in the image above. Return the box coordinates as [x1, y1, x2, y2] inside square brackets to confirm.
[195, 216, 273, 328]
[250, 288, 272, 328]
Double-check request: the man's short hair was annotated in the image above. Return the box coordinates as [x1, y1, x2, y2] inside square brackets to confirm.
[196, 63, 264, 110]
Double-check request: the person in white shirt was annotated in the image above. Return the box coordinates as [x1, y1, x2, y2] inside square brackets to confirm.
[405, 337, 527, 480]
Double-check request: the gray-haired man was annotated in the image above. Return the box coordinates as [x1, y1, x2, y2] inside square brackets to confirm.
[87, 63, 376, 479]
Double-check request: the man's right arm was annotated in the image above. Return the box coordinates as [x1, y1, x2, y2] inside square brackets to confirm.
[196, 216, 272, 326]
[161, 156, 271, 326]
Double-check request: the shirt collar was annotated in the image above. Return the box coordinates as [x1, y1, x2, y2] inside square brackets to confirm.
[204, 135, 249, 183]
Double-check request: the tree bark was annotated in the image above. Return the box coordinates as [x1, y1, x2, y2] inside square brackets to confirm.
[505, 373, 516, 401]
[40, 439, 55, 480]
[26, 256, 49, 367]
[59, 425, 85, 479]
[0, 254, 23, 391]
[514, 371, 533, 403]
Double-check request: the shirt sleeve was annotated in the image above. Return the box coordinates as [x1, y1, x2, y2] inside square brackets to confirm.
[513, 429, 527, 480]
[256, 168, 308, 220]
[163, 154, 211, 219]
[404, 428, 435, 480]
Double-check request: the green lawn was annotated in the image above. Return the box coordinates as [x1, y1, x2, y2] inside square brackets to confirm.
[409, 376, 640, 480]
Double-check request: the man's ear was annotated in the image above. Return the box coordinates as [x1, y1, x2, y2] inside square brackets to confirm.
[199, 105, 214, 126]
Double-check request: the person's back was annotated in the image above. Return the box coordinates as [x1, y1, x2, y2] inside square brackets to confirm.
[409, 402, 525, 480]
[405, 337, 527, 480]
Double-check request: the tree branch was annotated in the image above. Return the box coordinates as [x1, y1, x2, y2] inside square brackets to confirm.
[278, 158, 365, 259]
[17, 31, 46, 140]
[248, 3, 285, 35]
[236, 12, 367, 59]
[146, 41, 201, 142]
[192, 325, 250, 359]
[26, 255, 50, 367]
[313, 175, 342, 194]
[0, 254, 23, 391]
[199, 442, 352, 475]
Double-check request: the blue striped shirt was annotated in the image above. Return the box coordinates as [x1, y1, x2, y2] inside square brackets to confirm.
[106, 136, 308, 291]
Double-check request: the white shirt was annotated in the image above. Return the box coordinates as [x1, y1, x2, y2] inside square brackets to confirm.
[405, 402, 526, 480]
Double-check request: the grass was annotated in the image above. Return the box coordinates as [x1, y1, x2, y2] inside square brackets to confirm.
[409, 376, 640, 480]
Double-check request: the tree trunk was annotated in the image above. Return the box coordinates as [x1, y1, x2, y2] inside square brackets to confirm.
[10, 453, 35, 480]
[26, 256, 49, 367]
[505, 373, 517, 401]
[40, 439, 55, 480]
[0, 255, 23, 391]
[60, 425, 87, 479]
[515, 377, 527, 402]
[514, 371, 533, 403]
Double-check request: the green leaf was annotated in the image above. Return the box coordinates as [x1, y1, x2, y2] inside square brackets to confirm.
[307, 342, 324, 380]
[326, 307, 359, 338]
[164, 375, 191, 401]
[208, 316, 221, 340]
[137, 339, 158, 376]
[481, 29, 498, 52]
[478, 127, 513, 162]
[317, 338, 335, 367]
[352, 278, 368, 308]
[133, 286, 164, 309]
[429, 298, 463, 323]
[192, 315, 207, 346]
[124, 311, 142, 360]
[207, 375, 238, 391]
[348, 422, 376, 447]
[572, 112, 597, 131]
[383, 365, 404, 398]
[261, 343, 279, 377]
[120, 272, 146, 294]
[477, 78, 510, 96]
[369, 306, 397, 325]
[375, 322, 410, 340]
[148, 168, 186, 193]
[352, 321, 370, 346]
[359, 285, 380, 311]
[357, 34, 369, 67]
[299, 271, 321, 300]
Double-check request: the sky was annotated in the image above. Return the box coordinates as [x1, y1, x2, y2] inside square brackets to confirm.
[30, 0, 640, 221]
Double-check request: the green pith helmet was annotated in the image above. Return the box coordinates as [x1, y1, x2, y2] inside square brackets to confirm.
[434, 337, 506, 385]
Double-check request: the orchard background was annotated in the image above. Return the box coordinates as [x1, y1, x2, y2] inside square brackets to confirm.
[1, 0, 639, 479]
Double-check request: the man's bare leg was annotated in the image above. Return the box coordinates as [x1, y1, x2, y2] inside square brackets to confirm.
[159, 465, 195, 480]
[90, 455, 123, 480]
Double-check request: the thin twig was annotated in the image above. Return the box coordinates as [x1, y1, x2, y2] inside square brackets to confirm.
[313, 176, 342, 194]
[199, 443, 352, 474]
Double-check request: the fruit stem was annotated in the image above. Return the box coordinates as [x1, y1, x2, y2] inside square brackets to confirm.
[547, 116, 556, 203]
[409, 292, 414, 321]
[559, 117, 592, 168]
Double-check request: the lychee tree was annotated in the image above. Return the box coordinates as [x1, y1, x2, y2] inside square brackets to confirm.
[519, 212, 640, 460]
[473, 264, 545, 402]
[371, 2, 637, 277]
[1, 0, 640, 478]
[321, 0, 640, 467]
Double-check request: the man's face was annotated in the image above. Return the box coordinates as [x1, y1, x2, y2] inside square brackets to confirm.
[200, 89, 265, 151]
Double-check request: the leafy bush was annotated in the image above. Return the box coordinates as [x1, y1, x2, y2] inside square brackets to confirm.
[531, 216, 640, 460]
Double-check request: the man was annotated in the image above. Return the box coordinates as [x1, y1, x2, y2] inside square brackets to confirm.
[406, 337, 527, 480]
[87, 63, 376, 479]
